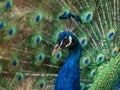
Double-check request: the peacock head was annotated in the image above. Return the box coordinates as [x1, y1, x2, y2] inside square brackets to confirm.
[52, 31, 78, 56]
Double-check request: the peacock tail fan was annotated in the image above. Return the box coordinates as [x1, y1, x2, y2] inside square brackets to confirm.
[0, 0, 120, 90]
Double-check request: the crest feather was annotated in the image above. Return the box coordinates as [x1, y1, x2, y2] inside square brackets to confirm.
[65, 18, 74, 32]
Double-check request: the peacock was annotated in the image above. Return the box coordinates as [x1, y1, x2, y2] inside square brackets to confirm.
[52, 30, 82, 90]
[0, 0, 120, 90]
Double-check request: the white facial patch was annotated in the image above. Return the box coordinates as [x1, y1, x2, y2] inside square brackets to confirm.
[66, 36, 72, 47]
[60, 40, 63, 47]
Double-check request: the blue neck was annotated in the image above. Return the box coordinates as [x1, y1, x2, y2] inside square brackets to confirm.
[55, 40, 82, 90]
[68, 40, 82, 59]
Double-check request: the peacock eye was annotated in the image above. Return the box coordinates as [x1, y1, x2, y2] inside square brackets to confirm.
[63, 38, 69, 45]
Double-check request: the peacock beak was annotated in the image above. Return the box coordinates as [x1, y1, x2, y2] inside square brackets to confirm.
[52, 44, 62, 56]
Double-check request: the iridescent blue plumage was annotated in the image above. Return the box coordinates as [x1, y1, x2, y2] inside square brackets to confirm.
[0, 22, 5, 30]
[54, 31, 82, 90]
[59, 13, 82, 23]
